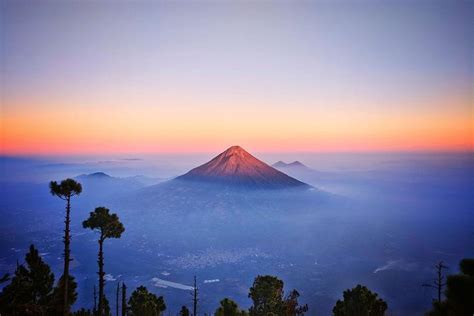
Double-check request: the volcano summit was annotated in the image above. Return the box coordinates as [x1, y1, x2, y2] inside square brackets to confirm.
[176, 146, 309, 189]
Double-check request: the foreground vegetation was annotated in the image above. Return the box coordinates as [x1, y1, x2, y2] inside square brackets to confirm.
[0, 178, 472, 315]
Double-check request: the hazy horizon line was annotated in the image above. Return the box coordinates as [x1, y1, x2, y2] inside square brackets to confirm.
[1, 148, 473, 160]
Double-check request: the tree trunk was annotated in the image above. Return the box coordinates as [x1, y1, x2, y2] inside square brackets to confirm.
[98, 237, 105, 316]
[94, 285, 97, 314]
[193, 276, 198, 316]
[63, 195, 71, 316]
[121, 283, 127, 316]
[116, 282, 119, 316]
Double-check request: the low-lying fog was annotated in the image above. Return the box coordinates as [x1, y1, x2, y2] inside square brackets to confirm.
[1, 152, 473, 315]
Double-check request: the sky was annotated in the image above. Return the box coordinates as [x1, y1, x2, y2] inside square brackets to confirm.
[1, 0, 473, 155]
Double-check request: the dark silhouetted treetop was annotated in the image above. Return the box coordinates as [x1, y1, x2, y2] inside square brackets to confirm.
[215, 298, 248, 316]
[83, 207, 125, 240]
[128, 286, 166, 316]
[332, 284, 387, 316]
[249, 275, 307, 316]
[179, 305, 190, 316]
[50, 178, 82, 199]
[249, 275, 284, 316]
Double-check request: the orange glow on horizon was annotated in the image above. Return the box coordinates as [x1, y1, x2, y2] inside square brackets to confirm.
[1, 95, 472, 156]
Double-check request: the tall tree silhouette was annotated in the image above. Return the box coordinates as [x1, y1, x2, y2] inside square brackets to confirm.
[50, 178, 82, 315]
[121, 283, 127, 316]
[423, 261, 449, 303]
[192, 276, 198, 316]
[116, 282, 120, 316]
[83, 207, 125, 316]
[427, 258, 474, 316]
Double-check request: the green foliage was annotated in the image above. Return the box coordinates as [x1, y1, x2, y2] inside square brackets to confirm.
[179, 305, 190, 316]
[49, 275, 79, 315]
[49, 178, 82, 199]
[128, 286, 166, 316]
[427, 258, 474, 316]
[249, 275, 284, 315]
[248, 275, 307, 316]
[83, 207, 125, 240]
[215, 298, 248, 316]
[0, 245, 55, 315]
[332, 284, 387, 316]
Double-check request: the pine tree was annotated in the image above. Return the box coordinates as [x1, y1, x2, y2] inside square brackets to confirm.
[332, 284, 387, 316]
[179, 305, 190, 316]
[248, 275, 284, 315]
[83, 207, 125, 316]
[423, 261, 449, 303]
[248, 275, 307, 316]
[427, 258, 474, 315]
[128, 286, 166, 316]
[215, 298, 248, 316]
[0, 245, 55, 315]
[50, 178, 82, 316]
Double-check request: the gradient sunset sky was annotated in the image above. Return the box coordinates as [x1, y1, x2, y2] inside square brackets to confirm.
[1, 0, 473, 155]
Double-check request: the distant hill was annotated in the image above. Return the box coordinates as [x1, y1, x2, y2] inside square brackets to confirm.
[74, 172, 158, 204]
[77, 172, 164, 186]
[176, 146, 309, 189]
[272, 161, 310, 170]
[76, 171, 112, 179]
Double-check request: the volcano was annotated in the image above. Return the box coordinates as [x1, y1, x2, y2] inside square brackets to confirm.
[176, 146, 309, 189]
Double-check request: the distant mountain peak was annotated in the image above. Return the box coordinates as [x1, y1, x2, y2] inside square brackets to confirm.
[176, 146, 309, 189]
[289, 161, 305, 167]
[273, 161, 308, 169]
[273, 161, 288, 168]
[89, 172, 111, 177]
[77, 172, 112, 179]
